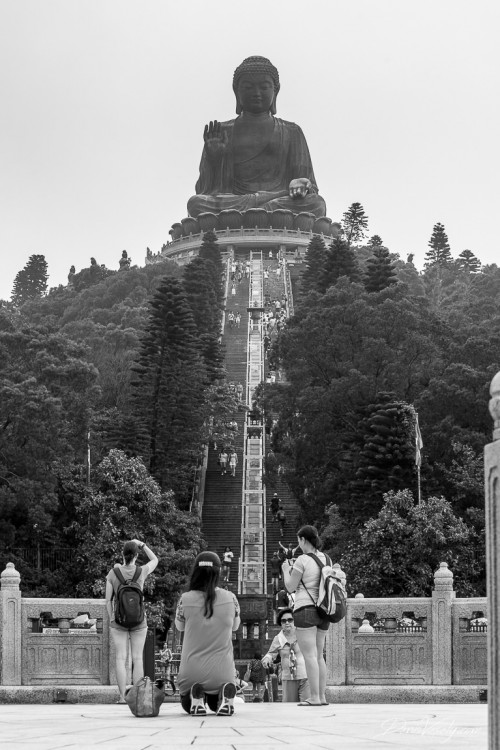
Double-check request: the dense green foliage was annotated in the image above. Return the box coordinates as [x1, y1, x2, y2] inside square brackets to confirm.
[68, 450, 202, 620]
[0, 240, 234, 610]
[331, 490, 483, 597]
[264, 229, 498, 594]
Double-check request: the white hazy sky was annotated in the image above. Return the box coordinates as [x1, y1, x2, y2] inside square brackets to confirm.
[1, 0, 498, 301]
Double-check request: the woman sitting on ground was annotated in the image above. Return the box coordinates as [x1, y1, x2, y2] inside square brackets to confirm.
[105, 539, 158, 703]
[175, 551, 240, 716]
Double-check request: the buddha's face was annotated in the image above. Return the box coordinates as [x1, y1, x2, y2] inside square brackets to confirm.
[237, 73, 275, 114]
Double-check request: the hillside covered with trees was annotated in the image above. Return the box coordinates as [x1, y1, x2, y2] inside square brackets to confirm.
[1, 212, 497, 603]
[261, 213, 497, 596]
[0, 234, 239, 624]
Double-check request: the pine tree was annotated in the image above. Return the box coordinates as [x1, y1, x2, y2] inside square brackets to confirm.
[301, 235, 327, 294]
[11, 254, 48, 305]
[198, 231, 224, 305]
[131, 277, 207, 503]
[342, 202, 369, 247]
[425, 223, 452, 267]
[456, 249, 481, 273]
[323, 236, 361, 288]
[183, 256, 223, 380]
[368, 235, 384, 248]
[364, 246, 397, 293]
[343, 395, 417, 520]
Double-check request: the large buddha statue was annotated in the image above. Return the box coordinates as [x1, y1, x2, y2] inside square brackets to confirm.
[187, 56, 326, 219]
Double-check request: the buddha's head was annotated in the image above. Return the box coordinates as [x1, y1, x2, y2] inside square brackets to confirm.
[233, 56, 280, 115]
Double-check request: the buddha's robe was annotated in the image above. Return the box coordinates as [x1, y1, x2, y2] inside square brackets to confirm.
[187, 117, 326, 218]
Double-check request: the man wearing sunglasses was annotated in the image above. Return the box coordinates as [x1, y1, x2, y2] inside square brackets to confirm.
[261, 608, 310, 703]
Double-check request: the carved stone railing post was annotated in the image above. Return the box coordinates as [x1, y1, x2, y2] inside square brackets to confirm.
[485, 371, 500, 749]
[431, 562, 455, 684]
[0, 563, 22, 685]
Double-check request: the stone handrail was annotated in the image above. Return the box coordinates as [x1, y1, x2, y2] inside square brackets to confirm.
[325, 562, 487, 687]
[0, 560, 487, 687]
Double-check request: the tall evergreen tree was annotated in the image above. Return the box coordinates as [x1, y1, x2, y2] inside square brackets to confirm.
[132, 277, 207, 504]
[198, 231, 224, 305]
[364, 246, 397, 293]
[11, 254, 48, 305]
[323, 236, 361, 288]
[301, 235, 327, 294]
[456, 249, 481, 273]
[183, 257, 219, 337]
[368, 235, 384, 248]
[425, 222, 452, 266]
[342, 202, 369, 247]
[342, 395, 417, 521]
[183, 256, 223, 380]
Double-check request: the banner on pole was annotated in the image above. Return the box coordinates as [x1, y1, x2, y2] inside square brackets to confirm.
[415, 414, 423, 467]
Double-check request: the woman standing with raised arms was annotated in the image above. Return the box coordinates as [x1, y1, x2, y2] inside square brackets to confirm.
[105, 539, 158, 703]
[281, 525, 329, 706]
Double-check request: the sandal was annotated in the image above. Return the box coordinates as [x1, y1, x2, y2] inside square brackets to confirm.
[217, 682, 236, 716]
[297, 700, 322, 706]
[190, 683, 207, 716]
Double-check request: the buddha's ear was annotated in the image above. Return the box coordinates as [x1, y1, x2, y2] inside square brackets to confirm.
[270, 93, 278, 115]
[236, 99, 242, 115]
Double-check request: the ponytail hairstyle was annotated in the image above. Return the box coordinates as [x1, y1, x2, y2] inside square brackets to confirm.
[188, 551, 221, 618]
[122, 541, 139, 565]
[297, 525, 321, 550]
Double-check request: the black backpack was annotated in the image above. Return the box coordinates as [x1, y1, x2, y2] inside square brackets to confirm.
[113, 565, 144, 628]
[304, 553, 347, 624]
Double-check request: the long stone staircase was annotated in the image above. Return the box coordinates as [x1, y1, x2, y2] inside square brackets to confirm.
[201, 253, 249, 589]
[201, 249, 301, 627]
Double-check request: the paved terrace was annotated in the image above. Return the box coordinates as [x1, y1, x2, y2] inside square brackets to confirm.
[0, 701, 487, 749]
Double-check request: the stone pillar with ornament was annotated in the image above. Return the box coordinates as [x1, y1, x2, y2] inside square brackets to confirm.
[0, 563, 22, 685]
[485, 371, 500, 749]
[431, 561, 455, 684]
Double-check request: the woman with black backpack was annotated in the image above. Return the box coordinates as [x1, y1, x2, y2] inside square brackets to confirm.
[105, 539, 158, 703]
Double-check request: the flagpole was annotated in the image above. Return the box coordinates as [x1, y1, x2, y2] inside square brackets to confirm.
[414, 411, 423, 505]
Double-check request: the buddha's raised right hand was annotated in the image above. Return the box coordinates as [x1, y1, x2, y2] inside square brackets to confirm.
[203, 120, 229, 160]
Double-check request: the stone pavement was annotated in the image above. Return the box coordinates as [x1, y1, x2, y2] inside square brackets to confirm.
[0, 701, 487, 749]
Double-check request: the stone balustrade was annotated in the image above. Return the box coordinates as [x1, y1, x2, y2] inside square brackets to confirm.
[0, 559, 487, 687]
[325, 562, 487, 687]
[0, 563, 113, 687]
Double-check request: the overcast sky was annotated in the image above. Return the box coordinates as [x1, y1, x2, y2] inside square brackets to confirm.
[1, 0, 498, 301]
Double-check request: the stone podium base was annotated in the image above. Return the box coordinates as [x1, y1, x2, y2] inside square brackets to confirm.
[325, 685, 487, 703]
[0, 686, 180, 704]
[0, 684, 486, 704]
